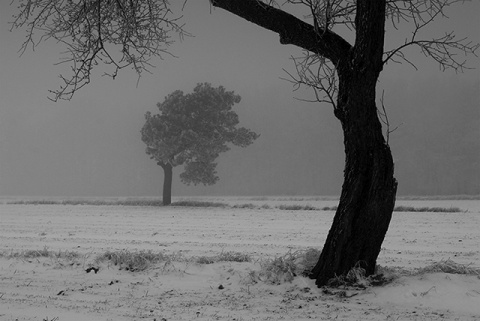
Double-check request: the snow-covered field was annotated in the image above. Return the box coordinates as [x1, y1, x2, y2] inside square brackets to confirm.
[0, 198, 479, 320]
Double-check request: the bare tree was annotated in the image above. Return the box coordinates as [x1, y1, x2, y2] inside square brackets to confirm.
[10, 0, 478, 286]
[208, 0, 477, 287]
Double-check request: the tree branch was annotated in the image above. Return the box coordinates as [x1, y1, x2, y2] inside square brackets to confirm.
[377, 90, 401, 145]
[210, 0, 351, 66]
[383, 0, 479, 71]
[11, 0, 188, 101]
[384, 33, 479, 72]
[281, 51, 338, 109]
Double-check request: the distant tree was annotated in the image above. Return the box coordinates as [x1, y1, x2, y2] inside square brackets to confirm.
[141, 83, 259, 205]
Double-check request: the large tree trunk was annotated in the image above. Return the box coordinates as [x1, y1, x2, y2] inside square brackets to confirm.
[161, 163, 173, 206]
[309, 73, 397, 286]
[211, 0, 396, 287]
[309, 0, 397, 287]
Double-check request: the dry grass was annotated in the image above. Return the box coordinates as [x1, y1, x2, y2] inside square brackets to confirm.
[195, 251, 252, 264]
[327, 258, 480, 289]
[232, 203, 258, 209]
[277, 204, 318, 210]
[415, 259, 480, 276]
[170, 200, 228, 207]
[5, 197, 469, 213]
[394, 205, 463, 213]
[7, 199, 59, 205]
[398, 195, 480, 200]
[95, 249, 252, 271]
[94, 249, 173, 272]
[3, 246, 478, 291]
[1, 247, 80, 260]
[252, 248, 321, 284]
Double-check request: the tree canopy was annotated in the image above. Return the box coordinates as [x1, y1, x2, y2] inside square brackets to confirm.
[141, 82, 259, 186]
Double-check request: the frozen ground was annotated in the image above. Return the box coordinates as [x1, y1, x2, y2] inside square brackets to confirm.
[0, 197, 479, 320]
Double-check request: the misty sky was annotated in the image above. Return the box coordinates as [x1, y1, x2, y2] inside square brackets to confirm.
[0, 1, 479, 197]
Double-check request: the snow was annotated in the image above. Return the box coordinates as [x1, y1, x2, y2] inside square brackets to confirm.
[0, 198, 479, 320]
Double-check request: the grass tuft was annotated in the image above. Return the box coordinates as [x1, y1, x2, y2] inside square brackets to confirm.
[256, 255, 298, 284]
[95, 250, 171, 272]
[253, 248, 321, 284]
[195, 251, 252, 264]
[1, 247, 80, 261]
[232, 203, 257, 209]
[327, 263, 369, 287]
[327, 263, 399, 288]
[416, 259, 480, 275]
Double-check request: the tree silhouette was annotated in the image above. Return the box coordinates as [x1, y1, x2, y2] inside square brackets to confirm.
[141, 83, 259, 205]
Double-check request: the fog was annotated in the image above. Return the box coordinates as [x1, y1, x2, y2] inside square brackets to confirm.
[0, 1, 478, 197]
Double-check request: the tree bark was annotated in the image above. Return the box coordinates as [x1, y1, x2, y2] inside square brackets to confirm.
[211, 0, 397, 287]
[160, 163, 173, 206]
[309, 68, 397, 286]
[307, 0, 398, 287]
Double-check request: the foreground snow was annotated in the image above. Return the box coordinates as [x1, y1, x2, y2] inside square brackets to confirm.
[0, 199, 479, 320]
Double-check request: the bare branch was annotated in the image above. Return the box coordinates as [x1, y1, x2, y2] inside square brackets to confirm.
[10, 0, 478, 101]
[10, 0, 189, 101]
[210, 0, 351, 65]
[377, 90, 401, 145]
[383, 0, 479, 71]
[281, 50, 338, 109]
[286, 0, 356, 31]
[276, 0, 478, 112]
